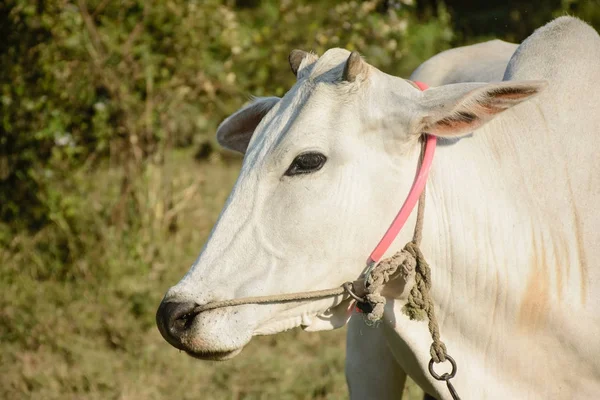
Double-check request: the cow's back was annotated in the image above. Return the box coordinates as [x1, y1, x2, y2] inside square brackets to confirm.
[411, 39, 518, 86]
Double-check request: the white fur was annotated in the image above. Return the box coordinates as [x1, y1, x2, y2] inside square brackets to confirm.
[162, 17, 600, 399]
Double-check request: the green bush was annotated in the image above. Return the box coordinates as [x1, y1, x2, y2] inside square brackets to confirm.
[0, 0, 454, 261]
[3, 0, 598, 238]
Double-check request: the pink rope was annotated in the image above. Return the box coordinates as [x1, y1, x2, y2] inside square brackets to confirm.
[367, 81, 436, 264]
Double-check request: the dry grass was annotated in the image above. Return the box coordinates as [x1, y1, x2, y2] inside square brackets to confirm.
[0, 150, 423, 399]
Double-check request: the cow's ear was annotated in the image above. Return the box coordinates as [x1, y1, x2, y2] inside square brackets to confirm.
[216, 97, 280, 153]
[413, 80, 548, 137]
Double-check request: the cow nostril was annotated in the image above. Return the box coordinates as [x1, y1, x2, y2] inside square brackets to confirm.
[173, 310, 196, 332]
[156, 301, 198, 349]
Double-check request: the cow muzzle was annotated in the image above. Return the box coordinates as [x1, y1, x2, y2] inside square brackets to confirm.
[155, 300, 244, 360]
[155, 300, 197, 350]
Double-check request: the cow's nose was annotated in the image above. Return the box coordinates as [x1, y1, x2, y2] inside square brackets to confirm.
[156, 300, 198, 350]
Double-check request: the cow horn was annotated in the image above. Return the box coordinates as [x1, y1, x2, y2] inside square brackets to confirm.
[343, 51, 369, 82]
[289, 49, 310, 76]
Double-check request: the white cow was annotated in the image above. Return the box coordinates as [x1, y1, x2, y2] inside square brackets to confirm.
[157, 17, 600, 399]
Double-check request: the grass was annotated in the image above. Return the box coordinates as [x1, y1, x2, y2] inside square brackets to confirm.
[0, 149, 423, 399]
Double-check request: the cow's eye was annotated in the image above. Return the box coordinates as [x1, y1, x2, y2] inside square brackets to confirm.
[285, 152, 327, 176]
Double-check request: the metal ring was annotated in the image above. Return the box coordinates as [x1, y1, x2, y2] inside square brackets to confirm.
[428, 354, 457, 381]
[342, 282, 366, 303]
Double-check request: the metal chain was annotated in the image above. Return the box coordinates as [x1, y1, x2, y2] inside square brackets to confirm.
[428, 355, 461, 400]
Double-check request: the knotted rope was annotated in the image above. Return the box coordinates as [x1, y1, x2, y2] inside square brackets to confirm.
[363, 149, 448, 363]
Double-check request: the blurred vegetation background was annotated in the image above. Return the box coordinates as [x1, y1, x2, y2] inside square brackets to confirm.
[1, 0, 598, 399]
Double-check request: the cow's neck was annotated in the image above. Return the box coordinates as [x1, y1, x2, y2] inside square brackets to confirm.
[423, 133, 531, 300]
[379, 103, 597, 398]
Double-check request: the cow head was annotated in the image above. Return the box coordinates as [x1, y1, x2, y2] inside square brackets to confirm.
[156, 48, 546, 360]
